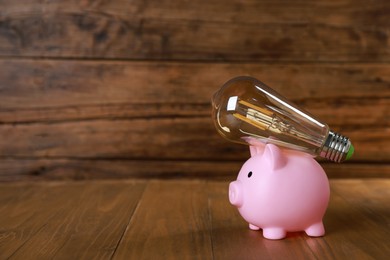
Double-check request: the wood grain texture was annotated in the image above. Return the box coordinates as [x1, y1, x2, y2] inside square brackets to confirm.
[114, 179, 384, 259]
[0, 0, 389, 61]
[0, 159, 388, 182]
[321, 180, 390, 259]
[113, 180, 213, 259]
[0, 180, 146, 259]
[0, 60, 388, 175]
[0, 60, 389, 126]
[1, 179, 389, 259]
[0, 118, 388, 162]
[0, 0, 389, 181]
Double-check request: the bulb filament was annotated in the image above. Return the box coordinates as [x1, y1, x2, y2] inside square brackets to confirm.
[231, 99, 319, 147]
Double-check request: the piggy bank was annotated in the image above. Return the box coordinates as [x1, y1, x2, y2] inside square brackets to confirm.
[229, 143, 330, 240]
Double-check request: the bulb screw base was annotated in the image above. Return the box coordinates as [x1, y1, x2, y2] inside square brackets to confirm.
[320, 131, 353, 163]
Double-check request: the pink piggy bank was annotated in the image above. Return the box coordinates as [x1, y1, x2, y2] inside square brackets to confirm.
[229, 143, 330, 240]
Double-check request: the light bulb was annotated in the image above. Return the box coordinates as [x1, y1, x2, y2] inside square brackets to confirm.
[211, 76, 354, 163]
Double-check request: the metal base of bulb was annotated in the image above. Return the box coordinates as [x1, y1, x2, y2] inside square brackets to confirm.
[320, 131, 351, 163]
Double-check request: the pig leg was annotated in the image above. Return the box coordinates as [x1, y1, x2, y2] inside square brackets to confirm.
[249, 223, 260, 230]
[262, 227, 286, 240]
[305, 222, 325, 237]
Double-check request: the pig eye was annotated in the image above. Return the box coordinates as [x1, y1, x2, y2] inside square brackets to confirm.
[248, 171, 253, 178]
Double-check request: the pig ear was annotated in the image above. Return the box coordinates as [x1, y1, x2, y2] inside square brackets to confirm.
[249, 146, 263, 157]
[263, 144, 287, 170]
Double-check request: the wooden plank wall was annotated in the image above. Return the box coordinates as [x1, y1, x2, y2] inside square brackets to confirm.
[0, 0, 389, 181]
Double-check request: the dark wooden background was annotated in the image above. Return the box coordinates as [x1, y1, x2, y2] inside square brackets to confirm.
[0, 0, 389, 181]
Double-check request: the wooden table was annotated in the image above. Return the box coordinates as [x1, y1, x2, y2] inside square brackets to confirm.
[1, 179, 389, 259]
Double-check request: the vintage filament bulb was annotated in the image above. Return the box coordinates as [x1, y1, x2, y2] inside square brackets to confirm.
[212, 76, 354, 163]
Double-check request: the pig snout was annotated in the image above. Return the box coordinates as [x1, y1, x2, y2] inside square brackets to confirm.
[229, 181, 243, 207]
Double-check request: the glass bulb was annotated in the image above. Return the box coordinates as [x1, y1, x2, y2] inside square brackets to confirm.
[211, 76, 354, 163]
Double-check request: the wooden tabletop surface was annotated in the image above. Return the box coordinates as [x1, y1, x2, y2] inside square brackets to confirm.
[1, 179, 389, 259]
